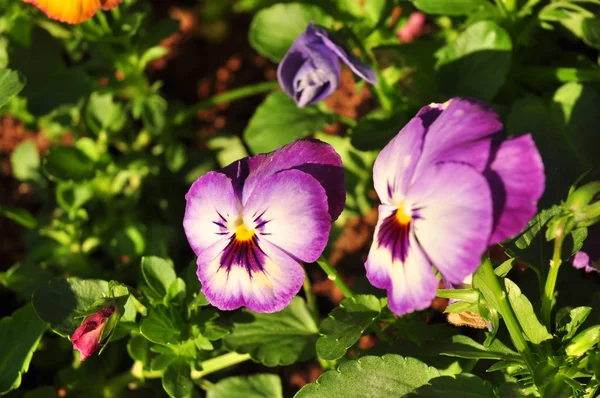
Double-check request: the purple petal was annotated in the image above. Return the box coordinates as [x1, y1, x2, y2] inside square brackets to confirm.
[365, 206, 438, 316]
[312, 25, 377, 85]
[242, 139, 345, 221]
[373, 116, 426, 205]
[183, 172, 240, 257]
[197, 236, 305, 313]
[573, 224, 600, 273]
[413, 98, 503, 178]
[409, 162, 493, 284]
[486, 134, 545, 244]
[243, 169, 331, 263]
[277, 26, 341, 107]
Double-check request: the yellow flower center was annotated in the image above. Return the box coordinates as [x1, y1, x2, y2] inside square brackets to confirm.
[395, 204, 412, 226]
[235, 223, 255, 241]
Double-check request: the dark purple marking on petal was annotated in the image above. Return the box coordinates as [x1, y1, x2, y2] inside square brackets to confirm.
[377, 211, 412, 263]
[220, 234, 267, 276]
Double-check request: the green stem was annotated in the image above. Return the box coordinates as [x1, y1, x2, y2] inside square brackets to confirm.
[541, 223, 566, 329]
[174, 81, 279, 125]
[479, 258, 537, 374]
[317, 257, 355, 298]
[190, 352, 251, 379]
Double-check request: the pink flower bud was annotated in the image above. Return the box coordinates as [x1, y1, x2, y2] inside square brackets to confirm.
[71, 306, 116, 361]
[397, 12, 427, 43]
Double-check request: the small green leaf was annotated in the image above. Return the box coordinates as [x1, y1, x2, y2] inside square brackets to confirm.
[223, 297, 318, 366]
[162, 360, 193, 398]
[582, 17, 600, 49]
[566, 325, 600, 357]
[141, 256, 177, 299]
[413, 0, 488, 15]
[33, 278, 109, 337]
[140, 305, 182, 345]
[243, 92, 334, 154]
[410, 373, 496, 397]
[504, 279, 552, 344]
[425, 335, 521, 362]
[43, 146, 96, 182]
[0, 68, 26, 107]
[10, 140, 40, 182]
[436, 21, 512, 101]
[127, 335, 150, 364]
[207, 374, 283, 398]
[494, 259, 515, 278]
[249, 3, 332, 62]
[0, 205, 37, 229]
[296, 355, 440, 397]
[317, 294, 383, 360]
[0, 304, 47, 395]
[557, 306, 592, 341]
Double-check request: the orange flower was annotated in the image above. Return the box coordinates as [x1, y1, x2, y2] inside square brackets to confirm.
[23, 0, 122, 24]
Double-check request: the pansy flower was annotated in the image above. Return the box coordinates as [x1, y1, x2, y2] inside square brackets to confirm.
[184, 139, 345, 313]
[366, 98, 545, 316]
[23, 0, 122, 24]
[278, 22, 377, 108]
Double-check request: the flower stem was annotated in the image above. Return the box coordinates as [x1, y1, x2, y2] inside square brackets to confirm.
[317, 257, 355, 298]
[174, 81, 279, 125]
[190, 352, 252, 379]
[302, 265, 319, 322]
[479, 258, 537, 374]
[541, 225, 566, 329]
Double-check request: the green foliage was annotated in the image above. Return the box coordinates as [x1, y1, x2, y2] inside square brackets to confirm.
[207, 374, 283, 398]
[243, 92, 335, 153]
[505, 279, 553, 344]
[0, 68, 25, 107]
[0, 304, 46, 395]
[296, 355, 440, 397]
[223, 297, 318, 366]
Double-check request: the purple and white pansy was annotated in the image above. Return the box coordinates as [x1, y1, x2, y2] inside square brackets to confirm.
[183, 139, 345, 313]
[365, 98, 546, 316]
[277, 22, 377, 108]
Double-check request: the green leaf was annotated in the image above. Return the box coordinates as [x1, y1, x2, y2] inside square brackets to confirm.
[494, 259, 515, 278]
[162, 360, 193, 398]
[513, 206, 562, 250]
[141, 256, 177, 299]
[10, 139, 40, 182]
[504, 279, 552, 344]
[127, 335, 150, 364]
[243, 92, 334, 154]
[0, 68, 25, 107]
[32, 278, 109, 337]
[436, 21, 512, 101]
[0, 304, 47, 395]
[317, 294, 383, 360]
[350, 109, 407, 151]
[0, 205, 37, 229]
[223, 297, 318, 366]
[43, 146, 96, 182]
[140, 305, 182, 345]
[557, 306, 592, 341]
[582, 17, 600, 49]
[425, 335, 521, 362]
[552, 82, 600, 171]
[296, 355, 440, 397]
[207, 374, 283, 398]
[566, 325, 600, 357]
[141, 94, 167, 134]
[410, 374, 496, 397]
[412, 0, 488, 15]
[248, 3, 332, 62]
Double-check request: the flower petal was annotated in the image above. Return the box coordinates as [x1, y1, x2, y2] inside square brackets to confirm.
[242, 139, 345, 221]
[410, 162, 493, 284]
[183, 172, 240, 257]
[197, 237, 305, 312]
[365, 207, 438, 316]
[100, 0, 122, 11]
[486, 134, 545, 244]
[243, 169, 331, 263]
[373, 117, 426, 205]
[414, 98, 503, 178]
[25, 0, 102, 24]
[312, 26, 377, 85]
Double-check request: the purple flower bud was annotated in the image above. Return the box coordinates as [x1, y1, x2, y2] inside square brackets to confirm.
[71, 306, 116, 361]
[277, 23, 377, 108]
